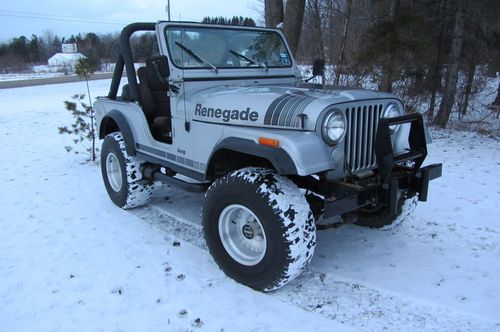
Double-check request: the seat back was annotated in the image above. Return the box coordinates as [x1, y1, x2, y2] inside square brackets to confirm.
[145, 56, 171, 118]
[137, 55, 171, 122]
[137, 67, 157, 123]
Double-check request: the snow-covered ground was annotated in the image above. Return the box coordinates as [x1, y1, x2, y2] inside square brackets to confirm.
[0, 80, 499, 331]
[0, 64, 139, 82]
[0, 72, 65, 82]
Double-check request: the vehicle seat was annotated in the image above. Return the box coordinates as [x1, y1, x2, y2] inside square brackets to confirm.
[137, 56, 172, 143]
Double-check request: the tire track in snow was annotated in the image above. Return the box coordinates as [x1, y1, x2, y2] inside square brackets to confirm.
[131, 201, 206, 250]
[130, 197, 500, 332]
[273, 269, 499, 332]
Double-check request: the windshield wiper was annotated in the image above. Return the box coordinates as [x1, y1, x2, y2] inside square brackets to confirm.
[175, 41, 218, 73]
[229, 50, 268, 72]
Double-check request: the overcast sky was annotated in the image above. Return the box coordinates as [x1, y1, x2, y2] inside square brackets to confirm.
[0, 0, 262, 41]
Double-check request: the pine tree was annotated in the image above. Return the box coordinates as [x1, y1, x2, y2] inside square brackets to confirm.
[59, 58, 99, 161]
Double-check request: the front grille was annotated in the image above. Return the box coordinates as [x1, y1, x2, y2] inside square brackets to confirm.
[345, 104, 383, 173]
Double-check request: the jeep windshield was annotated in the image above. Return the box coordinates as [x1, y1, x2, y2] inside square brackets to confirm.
[165, 26, 292, 70]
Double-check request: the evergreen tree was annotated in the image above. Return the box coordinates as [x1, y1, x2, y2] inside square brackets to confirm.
[201, 16, 256, 27]
[59, 58, 99, 161]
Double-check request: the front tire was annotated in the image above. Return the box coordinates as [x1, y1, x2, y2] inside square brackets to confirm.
[354, 191, 418, 229]
[202, 167, 316, 291]
[101, 132, 153, 209]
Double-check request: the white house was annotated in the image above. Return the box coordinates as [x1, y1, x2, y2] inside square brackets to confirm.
[48, 53, 86, 72]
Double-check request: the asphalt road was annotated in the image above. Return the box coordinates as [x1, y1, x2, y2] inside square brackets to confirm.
[0, 72, 114, 89]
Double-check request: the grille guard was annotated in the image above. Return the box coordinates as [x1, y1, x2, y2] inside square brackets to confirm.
[375, 113, 428, 183]
[321, 113, 442, 219]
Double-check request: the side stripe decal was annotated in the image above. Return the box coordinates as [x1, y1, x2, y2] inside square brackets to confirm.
[137, 143, 206, 172]
[264, 92, 314, 127]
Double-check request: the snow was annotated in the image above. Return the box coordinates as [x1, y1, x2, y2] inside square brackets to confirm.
[0, 80, 350, 331]
[0, 72, 64, 82]
[1, 79, 499, 331]
[0, 63, 142, 82]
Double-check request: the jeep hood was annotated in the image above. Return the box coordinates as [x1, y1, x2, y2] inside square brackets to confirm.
[183, 84, 398, 131]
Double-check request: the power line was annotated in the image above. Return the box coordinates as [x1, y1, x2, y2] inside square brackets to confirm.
[0, 11, 128, 26]
[0, 8, 221, 30]
[0, 9, 128, 23]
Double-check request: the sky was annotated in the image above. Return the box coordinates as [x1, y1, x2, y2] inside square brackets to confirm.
[0, 0, 262, 41]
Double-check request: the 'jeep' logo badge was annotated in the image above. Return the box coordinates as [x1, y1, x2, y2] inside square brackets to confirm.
[195, 103, 258, 122]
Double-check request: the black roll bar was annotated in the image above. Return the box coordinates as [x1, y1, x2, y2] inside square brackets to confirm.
[108, 22, 156, 101]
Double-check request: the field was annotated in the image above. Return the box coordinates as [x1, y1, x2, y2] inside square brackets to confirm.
[0, 80, 499, 331]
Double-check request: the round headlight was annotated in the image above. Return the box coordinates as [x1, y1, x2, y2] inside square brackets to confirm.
[322, 110, 346, 145]
[383, 103, 402, 133]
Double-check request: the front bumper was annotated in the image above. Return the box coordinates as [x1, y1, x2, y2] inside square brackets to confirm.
[323, 113, 442, 218]
[324, 163, 442, 218]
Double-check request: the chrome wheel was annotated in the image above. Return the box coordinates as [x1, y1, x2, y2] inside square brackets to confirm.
[106, 152, 122, 192]
[218, 204, 267, 266]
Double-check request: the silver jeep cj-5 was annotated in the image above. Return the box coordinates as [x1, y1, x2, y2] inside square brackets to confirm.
[95, 21, 442, 291]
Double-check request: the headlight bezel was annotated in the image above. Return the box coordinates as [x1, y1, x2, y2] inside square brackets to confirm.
[321, 109, 347, 145]
[383, 102, 403, 133]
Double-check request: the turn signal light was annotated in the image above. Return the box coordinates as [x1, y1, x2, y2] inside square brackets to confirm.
[258, 137, 280, 148]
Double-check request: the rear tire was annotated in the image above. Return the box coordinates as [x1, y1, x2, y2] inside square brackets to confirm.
[101, 132, 153, 209]
[202, 167, 316, 291]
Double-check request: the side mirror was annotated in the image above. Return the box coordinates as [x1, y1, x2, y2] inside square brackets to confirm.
[305, 59, 326, 83]
[312, 59, 325, 77]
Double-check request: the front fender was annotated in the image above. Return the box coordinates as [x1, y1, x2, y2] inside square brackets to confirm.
[216, 126, 339, 176]
[210, 137, 297, 175]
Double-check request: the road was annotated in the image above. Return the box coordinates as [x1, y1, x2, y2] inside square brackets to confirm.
[0, 72, 114, 89]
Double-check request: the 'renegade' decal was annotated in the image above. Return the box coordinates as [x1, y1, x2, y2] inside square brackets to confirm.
[195, 103, 259, 122]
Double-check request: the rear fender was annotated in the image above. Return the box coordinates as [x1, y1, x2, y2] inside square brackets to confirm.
[99, 110, 136, 156]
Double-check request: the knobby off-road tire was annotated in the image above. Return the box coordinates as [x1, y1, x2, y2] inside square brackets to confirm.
[101, 132, 153, 209]
[202, 167, 317, 291]
[354, 191, 418, 230]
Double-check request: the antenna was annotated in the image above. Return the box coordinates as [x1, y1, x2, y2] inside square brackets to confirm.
[165, 0, 171, 21]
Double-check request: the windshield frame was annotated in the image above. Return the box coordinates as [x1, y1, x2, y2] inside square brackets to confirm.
[163, 24, 294, 71]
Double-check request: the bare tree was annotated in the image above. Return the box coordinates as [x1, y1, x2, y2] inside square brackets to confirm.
[302, 0, 327, 63]
[495, 81, 500, 107]
[434, 0, 468, 128]
[263, 0, 306, 56]
[389, 0, 398, 18]
[458, 57, 477, 118]
[426, 0, 447, 121]
[492, 80, 500, 119]
[265, 0, 284, 27]
[283, 0, 307, 56]
[380, 0, 399, 92]
[42, 30, 56, 58]
[335, 0, 354, 85]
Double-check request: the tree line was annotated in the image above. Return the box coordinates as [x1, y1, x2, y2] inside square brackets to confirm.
[265, 0, 500, 128]
[201, 16, 256, 26]
[0, 31, 167, 73]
